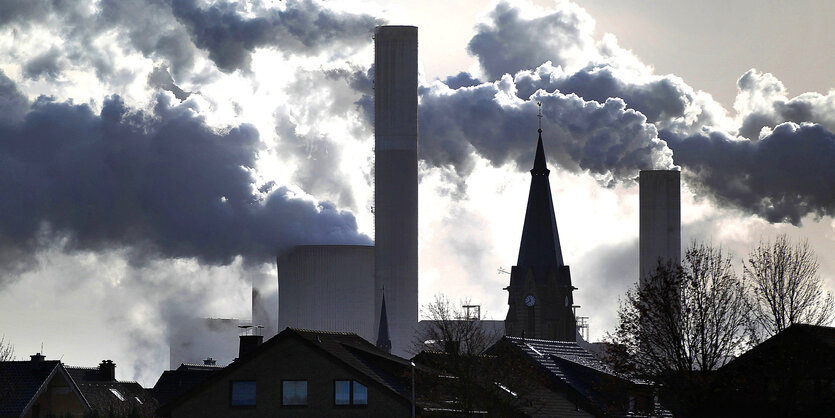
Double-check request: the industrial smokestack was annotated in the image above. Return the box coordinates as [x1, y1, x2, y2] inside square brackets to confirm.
[373, 26, 418, 357]
[639, 170, 681, 284]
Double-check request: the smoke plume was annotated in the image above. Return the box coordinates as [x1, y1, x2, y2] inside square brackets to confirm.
[0, 72, 369, 280]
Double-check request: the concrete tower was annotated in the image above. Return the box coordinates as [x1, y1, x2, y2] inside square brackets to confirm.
[639, 170, 681, 284]
[374, 26, 418, 357]
[505, 131, 576, 341]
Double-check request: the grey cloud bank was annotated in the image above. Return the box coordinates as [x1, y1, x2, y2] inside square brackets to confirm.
[0, 72, 369, 281]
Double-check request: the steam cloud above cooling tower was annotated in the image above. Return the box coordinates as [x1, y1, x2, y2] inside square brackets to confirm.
[0, 71, 369, 278]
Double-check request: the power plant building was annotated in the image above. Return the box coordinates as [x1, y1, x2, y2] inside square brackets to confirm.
[270, 26, 418, 357]
[277, 245, 375, 343]
[638, 170, 681, 284]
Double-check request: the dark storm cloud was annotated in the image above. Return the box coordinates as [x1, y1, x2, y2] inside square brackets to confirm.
[1, 0, 381, 80]
[514, 63, 692, 124]
[443, 72, 482, 90]
[418, 78, 673, 183]
[663, 122, 835, 224]
[147, 66, 192, 101]
[468, 1, 595, 80]
[0, 0, 47, 26]
[0, 73, 368, 277]
[169, 0, 383, 72]
[736, 70, 835, 139]
[0, 72, 28, 124]
[23, 48, 64, 80]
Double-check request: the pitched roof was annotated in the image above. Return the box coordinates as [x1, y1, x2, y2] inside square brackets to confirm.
[498, 337, 668, 417]
[516, 133, 565, 272]
[65, 365, 158, 417]
[158, 328, 424, 416]
[151, 363, 222, 407]
[0, 359, 89, 418]
[720, 323, 835, 375]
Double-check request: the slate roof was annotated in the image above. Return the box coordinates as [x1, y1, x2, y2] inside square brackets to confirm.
[65, 366, 158, 417]
[516, 133, 565, 271]
[721, 323, 835, 374]
[151, 363, 222, 407]
[291, 328, 418, 399]
[0, 359, 89, 418]
[498, 337, 669, 417]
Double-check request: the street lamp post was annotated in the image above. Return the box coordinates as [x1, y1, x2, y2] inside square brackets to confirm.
[411, 361, 416, 418]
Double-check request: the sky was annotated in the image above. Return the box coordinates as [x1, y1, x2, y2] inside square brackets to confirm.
[0, 0, 834, 386]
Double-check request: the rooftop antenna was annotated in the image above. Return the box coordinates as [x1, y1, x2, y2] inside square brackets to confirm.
[537, 102, 543, 133]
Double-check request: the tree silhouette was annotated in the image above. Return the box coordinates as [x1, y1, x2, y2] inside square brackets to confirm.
[745, 234, 835, 342]
[607, 242, 750, 416]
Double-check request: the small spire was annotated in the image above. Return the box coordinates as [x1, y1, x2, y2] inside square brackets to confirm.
[537, 102, 543, 134]
[532, 130, 548, 174]
[376, 290, 392, 354]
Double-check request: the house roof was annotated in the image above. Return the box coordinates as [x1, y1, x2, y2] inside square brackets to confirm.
[497, 337, 668, 417]
[65, 366, 158, 416]
[0, 359, 89, 418]
[151, 364, 222, 407]
[720, 323, 835, 376]
[158, 328, 425, 416]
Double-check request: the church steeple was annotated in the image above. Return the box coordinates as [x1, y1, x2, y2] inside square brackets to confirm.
[504, 108, 576, 342]
[516, 130, 565, 271]
[376, 292, 392, 353]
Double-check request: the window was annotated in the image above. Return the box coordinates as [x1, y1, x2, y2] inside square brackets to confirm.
[231, 381, 256, 407]
[282, 380, 307, 406]
[109, 388, 125, 401]
[334, 380, 368, 406]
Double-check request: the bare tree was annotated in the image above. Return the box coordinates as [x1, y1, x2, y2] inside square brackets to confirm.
[412, 295, 533, 415]
[608, 242, 750, 416]
[412, 294, 500, 356]
[744, 234, 835, 341]
[0, 335, 13, 361]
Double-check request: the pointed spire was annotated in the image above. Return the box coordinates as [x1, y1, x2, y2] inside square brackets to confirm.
[532, 133, 549, 174]
[532, 102, 548, 174]
[376, 291, 392, 354]
[516, 110, 564, 270]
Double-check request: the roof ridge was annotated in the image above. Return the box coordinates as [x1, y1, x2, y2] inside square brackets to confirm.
[290, 328, 360, 336]
[506, 336, 578, 344]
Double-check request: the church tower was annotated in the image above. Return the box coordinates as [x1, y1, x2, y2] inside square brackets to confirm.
[504, 120, 576, 341]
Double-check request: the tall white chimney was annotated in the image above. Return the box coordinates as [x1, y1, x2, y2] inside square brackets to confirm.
[639, 170, 681, 284]
[373, 26, 418, 357]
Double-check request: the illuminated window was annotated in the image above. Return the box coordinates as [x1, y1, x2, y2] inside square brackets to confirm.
[282, 380, 307, 406]
[230, 381, 256, 407]
[335, 380, 368, 405]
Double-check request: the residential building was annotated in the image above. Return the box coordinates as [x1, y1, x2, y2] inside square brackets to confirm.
[158, 328, 425, 417]
[0, 354, 88, 418]
[487, 337, 667, 417]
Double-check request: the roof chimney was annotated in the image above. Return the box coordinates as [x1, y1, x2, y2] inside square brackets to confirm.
[30, 353, 45, 362]
[203, 357, 216, 366]
[238, 325, 264, 359]
[99, 360, 116, 381]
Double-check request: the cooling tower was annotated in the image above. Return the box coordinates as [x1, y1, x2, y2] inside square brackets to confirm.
[277, 245, 375, 342]
[639, 170, 681, 284]
[374, 26, 418, 357]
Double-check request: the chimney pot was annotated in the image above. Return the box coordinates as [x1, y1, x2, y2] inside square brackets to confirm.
[99, 360, 116, 381]
[238, 335, 263, 359]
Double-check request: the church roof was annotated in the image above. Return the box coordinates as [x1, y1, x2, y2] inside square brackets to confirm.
[516, 132, 564, 269]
